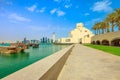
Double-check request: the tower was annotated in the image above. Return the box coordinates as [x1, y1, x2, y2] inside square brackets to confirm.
[23, 37, 27, 44]
[52, 32, 56, 43]
[76, 23, 84, 30]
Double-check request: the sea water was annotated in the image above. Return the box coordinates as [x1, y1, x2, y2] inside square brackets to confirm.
[0, 43, 11, 46]
[0, 44, 68, 79]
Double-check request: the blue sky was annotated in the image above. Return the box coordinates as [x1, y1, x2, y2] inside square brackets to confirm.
[0, 0, 120, 42]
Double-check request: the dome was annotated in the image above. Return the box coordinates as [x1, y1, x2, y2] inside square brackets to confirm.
[76, 23, 84, 28]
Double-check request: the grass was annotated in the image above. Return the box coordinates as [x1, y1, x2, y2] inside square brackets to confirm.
[84, 44, 120, 56]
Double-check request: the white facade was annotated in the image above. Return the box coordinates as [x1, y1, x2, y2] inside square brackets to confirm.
[52, 32, 56, 43]
[58, 23, 94, 44]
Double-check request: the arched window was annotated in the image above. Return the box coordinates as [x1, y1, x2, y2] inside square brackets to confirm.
[111, 38, 120, 47]
[96, 40, 100, 45]
[102, 40, 109, 46]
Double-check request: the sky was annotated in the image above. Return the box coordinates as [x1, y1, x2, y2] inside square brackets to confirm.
[0, 0, 120, 42]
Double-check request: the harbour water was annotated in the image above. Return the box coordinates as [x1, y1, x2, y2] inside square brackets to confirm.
[0, 43, 10, 46]
[0, 44, 68, 79]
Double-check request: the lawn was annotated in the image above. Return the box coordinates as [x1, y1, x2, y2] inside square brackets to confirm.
[84, 44, 120, 56]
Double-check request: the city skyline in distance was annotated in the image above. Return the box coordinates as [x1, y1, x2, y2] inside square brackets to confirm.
[0, 0, 120, 42]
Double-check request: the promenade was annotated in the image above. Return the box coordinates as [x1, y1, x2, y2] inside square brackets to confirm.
[58, 44, 120, 80]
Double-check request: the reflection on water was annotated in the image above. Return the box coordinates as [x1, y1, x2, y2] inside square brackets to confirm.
[0, 52, 30, 78]
[0, 44, 68, 79]
[0, 52, 29, 58]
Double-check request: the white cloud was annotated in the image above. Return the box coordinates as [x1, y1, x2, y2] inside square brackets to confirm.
[84, 13, 90, 16]
[54, 0, 71, 3]
[27, 5, 37, 12]
[37, 7, 46, 13]
[91, 0, 113, 12]
[9, 20, 20, 23]
[50, 8, 57, 14]
[57, 10, 66, 16]
[65, 4, 72, 8]
[50, 9, 66, 16]
[9, 13, 31, 22]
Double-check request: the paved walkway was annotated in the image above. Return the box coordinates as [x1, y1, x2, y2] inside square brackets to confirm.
[58, 44, 120, 80]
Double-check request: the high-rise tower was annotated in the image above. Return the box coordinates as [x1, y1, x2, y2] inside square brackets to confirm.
[52, 32, 56, 43]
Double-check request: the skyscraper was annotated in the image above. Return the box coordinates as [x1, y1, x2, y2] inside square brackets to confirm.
[52, 32, 56, 43]
[23, 37, 27, 44]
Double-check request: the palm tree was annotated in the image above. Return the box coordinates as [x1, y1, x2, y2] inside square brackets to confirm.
[92, 22, 102, 35]
[92, 23, 99, 35]
[105, 12, 117, 32]
[99, 22, 105, 34]
[104, 20, 110, 33]
[96, 22, 102, 34]
[92, 24, 97, 35]
[100, 21, 110, 33]
[115, 8, 120, 30]
[105, 22, 110, 33]
[93, 22, 109, 34]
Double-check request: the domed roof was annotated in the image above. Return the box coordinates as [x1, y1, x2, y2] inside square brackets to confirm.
[76, 23, 84, 28]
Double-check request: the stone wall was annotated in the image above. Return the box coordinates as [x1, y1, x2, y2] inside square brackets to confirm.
[91, 31, 120, 45]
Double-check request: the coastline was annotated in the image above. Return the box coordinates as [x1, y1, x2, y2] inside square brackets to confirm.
[2, 45, 74, 80]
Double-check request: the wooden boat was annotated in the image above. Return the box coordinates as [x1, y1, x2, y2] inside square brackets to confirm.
[32, 44, 39, 48]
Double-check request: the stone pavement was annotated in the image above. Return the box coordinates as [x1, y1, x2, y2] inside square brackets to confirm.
[58, 44, 120, 80]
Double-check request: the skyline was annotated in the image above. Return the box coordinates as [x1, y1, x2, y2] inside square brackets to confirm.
[0, 0, 120, 42]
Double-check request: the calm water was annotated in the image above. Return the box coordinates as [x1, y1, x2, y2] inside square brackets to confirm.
[0, 44, 68, 79]
[0, 43, 10, 46]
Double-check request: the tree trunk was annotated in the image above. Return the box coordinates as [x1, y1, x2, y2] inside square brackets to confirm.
[96, 30, 98, 35]
[104, 29, 106, 33]
[99, 29, 100, 34]
[102, 29, 104, 34]
[97, 30, 98, 35]
[118, 18, 120, 31]
[118, 25, 120, 30]
[112, 23, 114, 32]
[107, 28, 110, 32]
[118, 21, 120, 30]
[95, 30, 96, 35]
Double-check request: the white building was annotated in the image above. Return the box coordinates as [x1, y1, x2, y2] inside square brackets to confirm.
[52, 32, 56, 43]
[58, 23, 94, 44]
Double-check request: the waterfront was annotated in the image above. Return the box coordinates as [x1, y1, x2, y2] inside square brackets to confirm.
[0, 44, 68, 79]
